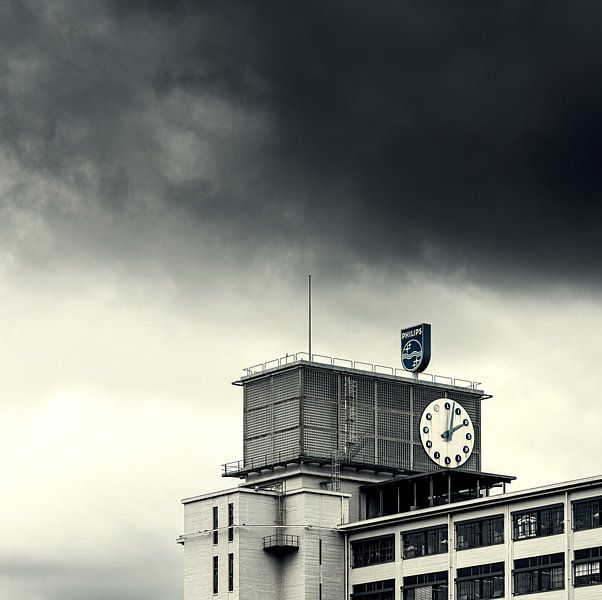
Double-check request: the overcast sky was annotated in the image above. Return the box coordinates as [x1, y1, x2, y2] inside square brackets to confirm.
[2, 1, 602, 599]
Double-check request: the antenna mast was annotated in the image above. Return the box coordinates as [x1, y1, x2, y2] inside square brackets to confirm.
[308, 274, 312, 359]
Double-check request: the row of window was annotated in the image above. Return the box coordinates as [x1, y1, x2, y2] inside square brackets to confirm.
[353, 550, 602, 600]
[351, 496, 601, 567]
[212, 553, 235, 594]
[212, 503, 235, 545]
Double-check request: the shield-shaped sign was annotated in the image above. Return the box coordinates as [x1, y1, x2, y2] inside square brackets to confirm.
[400, 323, 431, 373]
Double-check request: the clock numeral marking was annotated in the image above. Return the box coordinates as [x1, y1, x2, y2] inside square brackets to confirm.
[421, 398, 475, 469]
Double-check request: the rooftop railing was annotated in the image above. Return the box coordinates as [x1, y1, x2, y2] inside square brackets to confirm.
[242, 351, 482, 391]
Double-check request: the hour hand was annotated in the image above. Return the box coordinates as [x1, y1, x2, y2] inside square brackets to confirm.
[441, 423, 466, 439]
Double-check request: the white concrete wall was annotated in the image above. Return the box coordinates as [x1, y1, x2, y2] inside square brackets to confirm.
[182, 485, 350, 600]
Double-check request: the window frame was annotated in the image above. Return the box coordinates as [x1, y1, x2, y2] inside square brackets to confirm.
[212, 555, 219, 594]
[213, 506, 219, 545]
[572, 496, 601, 531]
[456, 561, 505, 600]
[351, 579, 395, 600]
[228, 552, 234, 592]
[573, 546, 602, 587]
[227, 502, 234, 542]
[351, 534, 395, 568]
[456, 514, 504, 550]
[403, 571, 448, 600]
[402, 525, 448, 559]
[512, 553, 564, 595]
[511, 503, 564, 541]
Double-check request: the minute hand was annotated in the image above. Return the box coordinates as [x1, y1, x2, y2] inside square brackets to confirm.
[447, 403, 456, 440]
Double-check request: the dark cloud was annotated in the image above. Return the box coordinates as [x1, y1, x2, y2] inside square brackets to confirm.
[2, 1, 602, 289]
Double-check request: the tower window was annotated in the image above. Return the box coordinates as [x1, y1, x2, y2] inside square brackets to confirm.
[213, 506, 218, 545]
[228, 503, 234, 542]
[212, 556, 218, 594]
[228, 553, 234, 592]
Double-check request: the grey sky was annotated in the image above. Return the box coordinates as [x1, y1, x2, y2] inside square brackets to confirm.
[2, 1, 602, 599]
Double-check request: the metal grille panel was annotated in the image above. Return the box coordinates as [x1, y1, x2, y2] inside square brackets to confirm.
[378, 380, 411, 411]
[242, 364, 484, 472]
[379, 439, 411, 468]
[378, 410, 410, 439]
[273, 398, 299, 431]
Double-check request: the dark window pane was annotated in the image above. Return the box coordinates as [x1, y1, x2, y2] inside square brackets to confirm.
[402, 526, 448, 559]
[352, 535, 395, 568]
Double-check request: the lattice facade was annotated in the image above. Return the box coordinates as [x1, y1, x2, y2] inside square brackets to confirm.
[242, 363, 482, 472]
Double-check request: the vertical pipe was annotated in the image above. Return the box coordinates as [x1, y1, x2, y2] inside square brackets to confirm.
[308, 274, 312, 360]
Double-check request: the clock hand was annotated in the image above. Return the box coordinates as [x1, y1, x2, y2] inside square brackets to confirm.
[441, 422, 466, 439]
[448, 402, 456, 441]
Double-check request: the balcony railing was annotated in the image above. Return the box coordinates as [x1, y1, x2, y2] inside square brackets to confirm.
[263, 533, 300, 555]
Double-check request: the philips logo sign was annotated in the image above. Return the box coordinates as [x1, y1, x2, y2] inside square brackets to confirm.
[400, 323, 431, 373]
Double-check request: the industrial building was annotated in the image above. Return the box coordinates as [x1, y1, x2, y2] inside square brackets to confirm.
[178, 347, 602, 600]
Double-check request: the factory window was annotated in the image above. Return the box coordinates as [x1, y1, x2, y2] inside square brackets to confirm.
[456, 515, 504, 550]
[513, 553, 564, 595]
[573, 497, 601, 531]
[403, 571, 448, 600]
[351, 535, 395, 568]
[574, 546, 602, 587]
[512, 504, 563, 540]
[402, 525, 448, 559]
[351, 579, 395, 600]
[213, 506, 218, 545]
[212, 556, 218, 594]
[456, 562, 504, 600]
[228, 503, 234, 542]
[228, 553, 234, 592]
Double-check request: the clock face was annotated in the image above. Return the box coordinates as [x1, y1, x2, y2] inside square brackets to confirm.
[419, 398, 475, 468]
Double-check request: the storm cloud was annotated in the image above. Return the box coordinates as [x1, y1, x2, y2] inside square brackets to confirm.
[2, 1, 602, 287]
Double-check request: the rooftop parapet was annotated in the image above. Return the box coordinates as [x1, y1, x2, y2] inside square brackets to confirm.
[238, 352, 483, 393]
